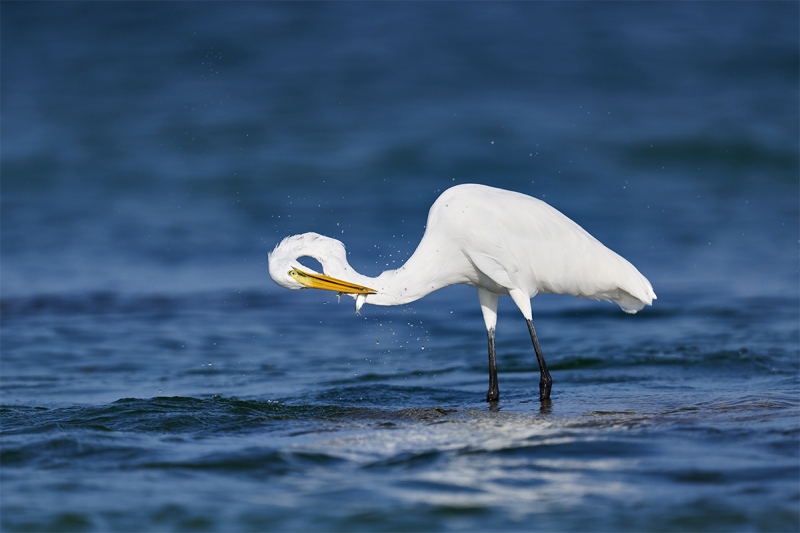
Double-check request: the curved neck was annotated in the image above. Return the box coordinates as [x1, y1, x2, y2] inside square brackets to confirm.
[317, 236, 471, 307]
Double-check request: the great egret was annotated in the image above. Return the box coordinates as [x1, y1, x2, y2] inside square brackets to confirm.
[269, 184, 655, 402]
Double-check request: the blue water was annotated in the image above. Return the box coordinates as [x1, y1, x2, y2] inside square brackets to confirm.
[2, 2, 798, 532]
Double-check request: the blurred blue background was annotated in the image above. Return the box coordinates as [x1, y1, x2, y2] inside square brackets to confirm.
[3, 2, 797, 299]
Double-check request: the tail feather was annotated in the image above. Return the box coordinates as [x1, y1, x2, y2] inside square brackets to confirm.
[613, 276, 656, 314]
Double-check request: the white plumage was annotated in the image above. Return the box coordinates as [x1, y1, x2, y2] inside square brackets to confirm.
[269, 184, 655, 402]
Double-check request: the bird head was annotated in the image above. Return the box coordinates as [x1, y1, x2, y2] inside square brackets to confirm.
[268, 233, 377, 296]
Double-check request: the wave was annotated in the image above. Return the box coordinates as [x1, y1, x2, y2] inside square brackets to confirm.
[0, 395, 462, 437]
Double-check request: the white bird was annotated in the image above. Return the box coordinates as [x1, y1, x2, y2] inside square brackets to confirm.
[269, 183, 656, 402]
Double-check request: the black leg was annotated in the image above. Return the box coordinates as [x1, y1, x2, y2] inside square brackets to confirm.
[486, 327, 499, 402]
[526, 319, 552, 401]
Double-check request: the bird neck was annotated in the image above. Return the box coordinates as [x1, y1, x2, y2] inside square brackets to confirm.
[331, 238, 469, 307]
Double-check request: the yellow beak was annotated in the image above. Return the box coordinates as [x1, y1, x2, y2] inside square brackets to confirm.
[288, 268, 377, 295]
